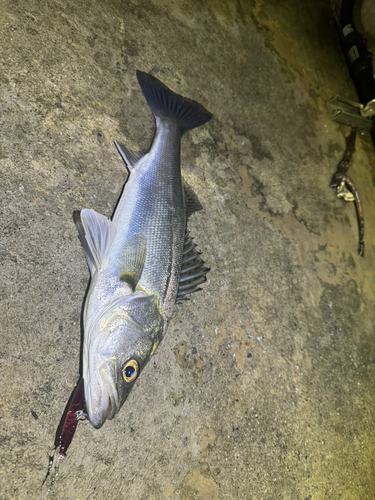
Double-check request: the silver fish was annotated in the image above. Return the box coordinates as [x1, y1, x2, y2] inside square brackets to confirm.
[74, 71, 212, 428]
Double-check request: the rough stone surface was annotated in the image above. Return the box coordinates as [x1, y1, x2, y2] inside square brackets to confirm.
[1, 1, 374, 499]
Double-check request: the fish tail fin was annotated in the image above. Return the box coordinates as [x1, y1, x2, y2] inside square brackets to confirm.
[136, 70, 212, 132]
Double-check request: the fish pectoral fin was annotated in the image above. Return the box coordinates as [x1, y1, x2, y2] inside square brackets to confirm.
[74, 208, 116, 274]
[118, 234, 147, 290]
[176, 231, 209, 303]
[114, 141, 142, 171]
[184, 181, 203, 218]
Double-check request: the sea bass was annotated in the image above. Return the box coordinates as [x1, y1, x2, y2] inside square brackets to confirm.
[74, 71, 212, 429]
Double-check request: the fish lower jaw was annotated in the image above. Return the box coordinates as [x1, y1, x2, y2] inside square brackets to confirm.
[89, 415, 104, 429]
[87, 386, 119, 429]
[88, 406, 110, 429]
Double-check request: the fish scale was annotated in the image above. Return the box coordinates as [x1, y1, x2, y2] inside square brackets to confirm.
[73, 70, 212, 429]
[112, 121, 185, 310]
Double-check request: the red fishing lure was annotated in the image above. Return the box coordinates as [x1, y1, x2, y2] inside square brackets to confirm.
[43, 377, 85, 492]
[59, 377, 85, 456]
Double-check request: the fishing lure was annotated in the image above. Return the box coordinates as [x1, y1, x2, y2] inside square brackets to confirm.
[43, 378, 85, 491]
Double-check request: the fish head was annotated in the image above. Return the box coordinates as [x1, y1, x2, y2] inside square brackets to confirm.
[83, 292, 163, 429]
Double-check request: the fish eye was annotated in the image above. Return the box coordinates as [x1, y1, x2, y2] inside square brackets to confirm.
[122, 359, 139, 383]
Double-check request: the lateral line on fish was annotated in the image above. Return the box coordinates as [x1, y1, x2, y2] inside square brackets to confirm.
[73, 70, 211, 430]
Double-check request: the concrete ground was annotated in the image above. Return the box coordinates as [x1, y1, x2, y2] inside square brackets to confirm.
[1, 0, 374, 499]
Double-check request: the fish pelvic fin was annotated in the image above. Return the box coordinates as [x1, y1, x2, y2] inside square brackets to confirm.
[136, 70, 212, 133]
[176, 230, 210, 302]
[118, 234, 147, 290]
[74, 209, 115, 274]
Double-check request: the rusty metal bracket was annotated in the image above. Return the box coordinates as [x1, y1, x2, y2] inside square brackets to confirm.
[327, 95, 375, 130]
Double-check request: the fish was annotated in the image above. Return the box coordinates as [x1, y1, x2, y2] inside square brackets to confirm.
[74, 71, 212, 429]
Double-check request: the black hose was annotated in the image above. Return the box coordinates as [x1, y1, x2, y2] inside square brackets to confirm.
[339, 0, 375, 106]
[339, 0, 375, 144]
[339, 0, 355, 29]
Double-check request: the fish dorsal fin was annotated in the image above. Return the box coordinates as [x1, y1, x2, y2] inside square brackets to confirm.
[114, 141, 142, 171]
[176, 231, 209, 302]
[118, 234, 147, 290]
[74, 209, 115, 274]
[184, 182, 203, 218]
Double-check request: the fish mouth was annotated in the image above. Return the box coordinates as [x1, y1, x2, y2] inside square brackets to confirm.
[86, 359, 120, 429]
